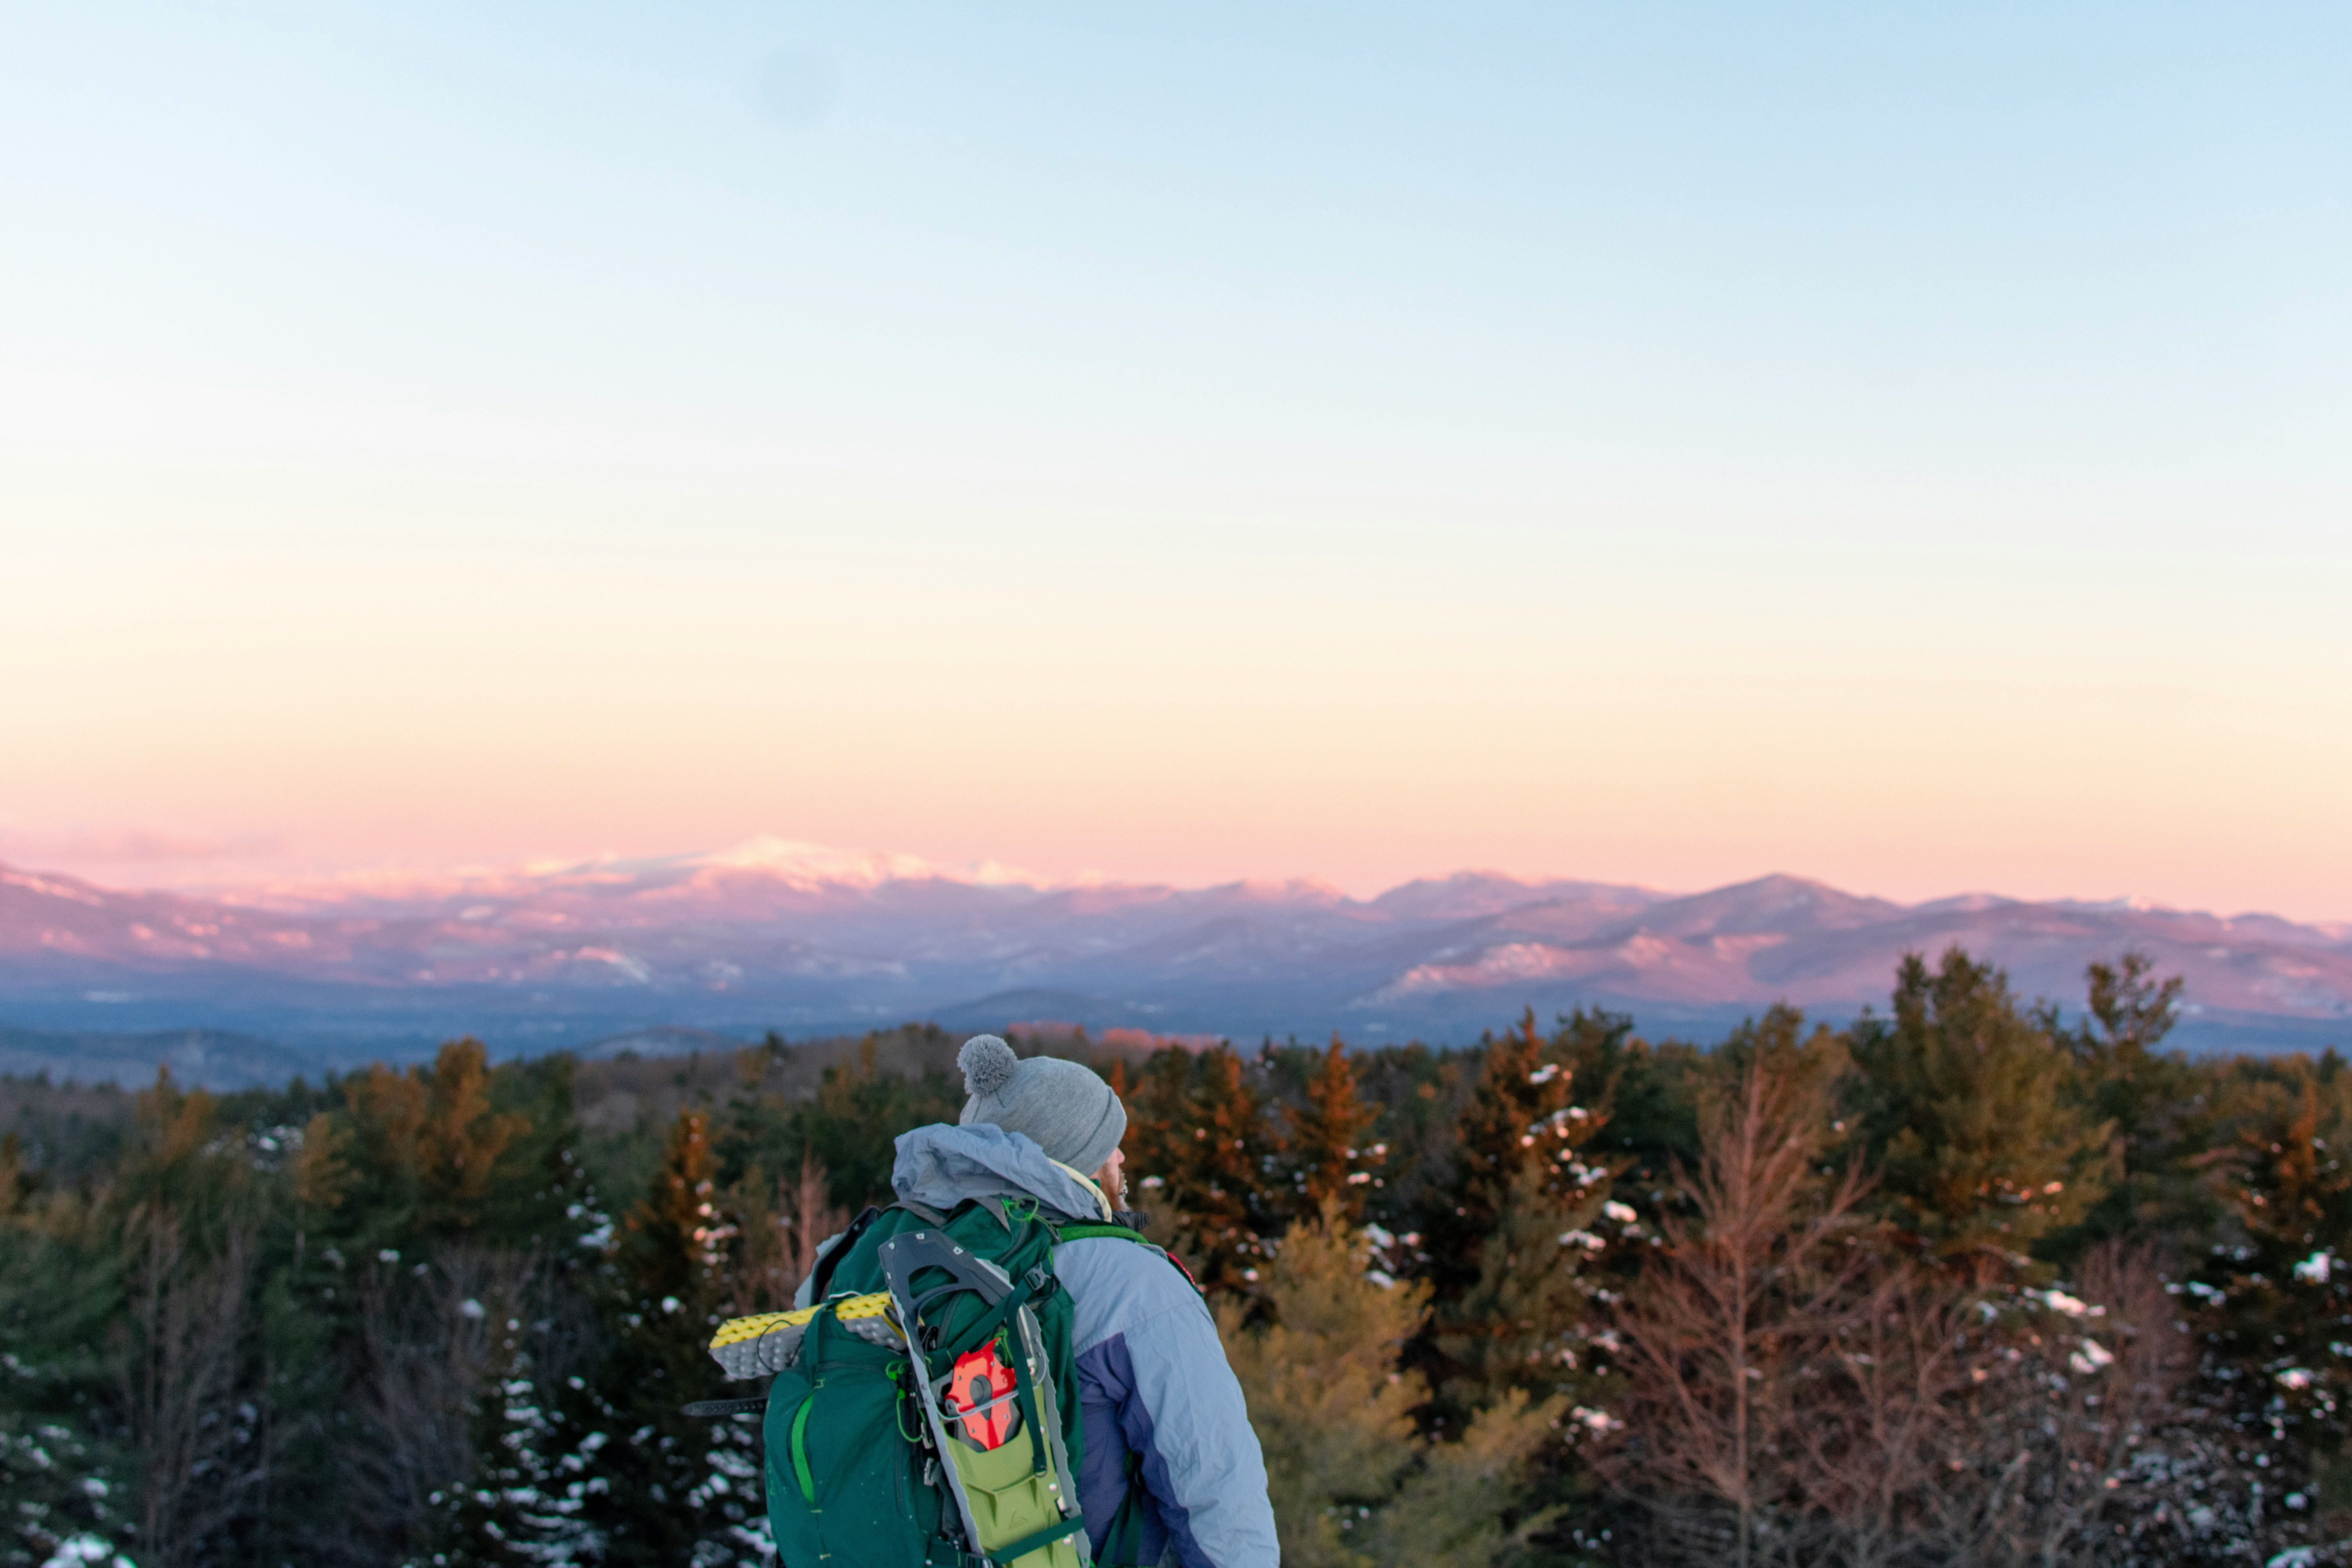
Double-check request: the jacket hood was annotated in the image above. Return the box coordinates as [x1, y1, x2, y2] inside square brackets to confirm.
[891, 1122, 1111, 1221]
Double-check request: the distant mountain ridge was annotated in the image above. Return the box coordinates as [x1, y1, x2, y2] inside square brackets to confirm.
[0, 1022, 316, 1090]
[3, 843, 2347, 1082]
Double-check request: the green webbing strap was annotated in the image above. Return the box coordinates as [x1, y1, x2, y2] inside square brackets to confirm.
[985, 1515, 1089, 1565]
[788, 1312, 824, 1503]
[1051, 1223, 1152, 1246]
[788, 1398, 816, 1503]
[934, 1276, 1038, 1370]
[1053, 1221, 1201, 1295]
[1007, 1327, 1051, 1482]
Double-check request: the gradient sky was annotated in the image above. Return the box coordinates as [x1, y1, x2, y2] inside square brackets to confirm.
[3, 2, 2348, 916]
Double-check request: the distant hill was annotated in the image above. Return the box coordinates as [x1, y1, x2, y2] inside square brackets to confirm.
[0, 1023, 320, 1089]
[2, 845, 2346, 1067]
[574, 1025, 757, 1061]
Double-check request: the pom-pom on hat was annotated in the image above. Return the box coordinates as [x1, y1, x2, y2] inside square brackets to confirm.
[955, 1034, 1127, 1175]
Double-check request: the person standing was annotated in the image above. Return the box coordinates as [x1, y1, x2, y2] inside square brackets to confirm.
[800, 1034, 1280, 1568]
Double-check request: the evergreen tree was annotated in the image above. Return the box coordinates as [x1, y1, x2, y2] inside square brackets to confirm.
[1847, 949, 2110, 1281]
[1347, 1042, 1469, 1234]
[1411, 1007, 1620, 1563]
[336, 1040, 545, 1250]
[1426, 1012, 1577, 1300]
[788, 1036, 960, 1210]
[1432, 1158, 1616, 1419]
[1285, 1036, 1380, 1225]
[414, 1266, 600, 1568]
[1169, 1045, 1288, 1293]
[1220, 1198, 1563, 1568]
[2061, 951, 2215, 1254]
[297, 1044, 597, 1565]
[1119, 1045, 1201, 1212]
[2188, 1054, 2352, 1547]
[563, 1109, 741, 1565]
[0, 1147, 133, 1568]
[26, 958, 2352, 1565]
[1550, 1011, 1704, 1200]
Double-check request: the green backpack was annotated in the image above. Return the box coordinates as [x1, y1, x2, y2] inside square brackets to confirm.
[707, 1196, 1160, 1568]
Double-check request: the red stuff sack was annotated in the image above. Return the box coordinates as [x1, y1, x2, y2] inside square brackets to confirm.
[946, 1343, 1021, 1450]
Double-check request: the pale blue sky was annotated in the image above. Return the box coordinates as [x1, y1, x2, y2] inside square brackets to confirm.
[3, 2, 2348, 914]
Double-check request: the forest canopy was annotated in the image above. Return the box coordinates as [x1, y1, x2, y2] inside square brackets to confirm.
[4, 947, 2347, 1568]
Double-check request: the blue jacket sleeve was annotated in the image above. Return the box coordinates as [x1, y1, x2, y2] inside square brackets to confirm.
[1109, 1298, 1279, 1568]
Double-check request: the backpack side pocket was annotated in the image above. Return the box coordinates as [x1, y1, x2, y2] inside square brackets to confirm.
[765, 1313, 938, 1568]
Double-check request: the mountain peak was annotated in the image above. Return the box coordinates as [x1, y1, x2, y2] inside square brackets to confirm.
[693, 837, 947, 887]
[1225, 877, 1352, 904]
[5, 848, 2347, 1071]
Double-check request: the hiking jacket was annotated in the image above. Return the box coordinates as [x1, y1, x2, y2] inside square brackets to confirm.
[802, 1123, 1279, 1568]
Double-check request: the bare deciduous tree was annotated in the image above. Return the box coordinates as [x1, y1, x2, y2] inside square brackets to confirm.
[121, 1208, 259, 1568]
[722, 1150, 847, 1316]
[1787, 1265, 1976, 1566]
[1951, 1243, 2251, 1568]
[1604, 1014, 1880, 1567]
[328, 1247, 534, 1564]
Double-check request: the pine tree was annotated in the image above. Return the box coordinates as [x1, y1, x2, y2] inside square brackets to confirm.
[1120, 1045, 1200, 1212]
[1119, 1043, 1290, 1291]
[1426, 1011, 1576, 1300]
[1426, 1022, 1618, 1508]
[2062, 951, 2213, 1252]
[565, 1109, 746, 1567]
[788, 1036, 961, 1210]
[1552, 1009, 1705, 1194]
[2188, 1054, 2352, 1550]
[1, 1156, 134, 1568]
[337, 1039, 536, 1247]
[292, 1044, 597, 1566]
[1432, 1159, 1615, 1419]
[1220, 1198, 1562, 1568]
[1847, 949, 2111, 1282]
[414, 1268, 599, 1568]
[1285, 1036, 1380, 1225]
[1347, 1042, 1469, 1234]
[1170, 1046, 1288, 1293]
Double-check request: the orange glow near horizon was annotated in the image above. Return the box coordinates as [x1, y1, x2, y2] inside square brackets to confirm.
[5, 497, 2347, 920]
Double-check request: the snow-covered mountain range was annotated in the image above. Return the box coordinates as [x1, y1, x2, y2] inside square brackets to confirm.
[4, 838, 2347, 1081]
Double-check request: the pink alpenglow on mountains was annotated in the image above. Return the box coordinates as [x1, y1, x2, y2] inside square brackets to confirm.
[2, 842, 2347, 1080]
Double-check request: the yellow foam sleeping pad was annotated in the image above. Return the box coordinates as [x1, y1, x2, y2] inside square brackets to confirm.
[708, 1292, 902, 1381]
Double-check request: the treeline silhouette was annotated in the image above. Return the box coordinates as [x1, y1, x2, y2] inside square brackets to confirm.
[3, 947, 2346, 1567]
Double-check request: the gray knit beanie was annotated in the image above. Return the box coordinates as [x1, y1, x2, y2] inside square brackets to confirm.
[955, 1034, 1127, 1174]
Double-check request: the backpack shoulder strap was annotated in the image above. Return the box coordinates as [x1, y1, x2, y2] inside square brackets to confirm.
[1050, 1222, 1152, 1246]
[803, 1198, 958, 1305]
[1050, 1222, 1203, 1294]
[804, 1203, 880, 1304]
